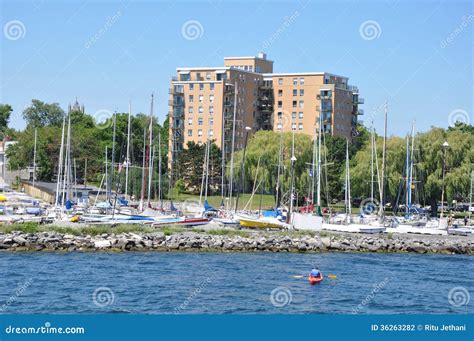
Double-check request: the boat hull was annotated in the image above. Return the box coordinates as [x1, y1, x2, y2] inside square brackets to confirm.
[308, 275, 323, 284]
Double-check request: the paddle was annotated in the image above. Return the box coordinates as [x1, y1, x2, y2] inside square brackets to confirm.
[291, 275, 337, 279]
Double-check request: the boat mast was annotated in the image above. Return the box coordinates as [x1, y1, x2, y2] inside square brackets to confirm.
[55, 117, 66, 209]
[345, 139, 351, 224]
[158, 120, 162, 207]
[139, 127, 146, 211]
[32, 128, 37, 188]
[111, 111, 116, 196]
[379, 101, 387, 218]
[105, 146, 108, 201]
[316, 110, 322, 214]
[370, 123, 374, 204]
[221, 95, 226, 201]
[147, 94, 154, 207]
[275, 132, 283, 207]
[205, 138, 210, 201]
[408, 122, 415, 215]
[405, 134, 410, 217]
[228, 81, 238, 211]
[125, 101, 131, 198]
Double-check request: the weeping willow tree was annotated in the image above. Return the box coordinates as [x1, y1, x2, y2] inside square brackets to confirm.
[350, 123, 473, 214]
[229, 131, 314, 204]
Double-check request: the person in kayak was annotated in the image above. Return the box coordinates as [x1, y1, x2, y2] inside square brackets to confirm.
[310, 266, 321, 278]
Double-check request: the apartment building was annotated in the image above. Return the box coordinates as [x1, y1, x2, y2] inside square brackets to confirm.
[168, 53, 362, 178]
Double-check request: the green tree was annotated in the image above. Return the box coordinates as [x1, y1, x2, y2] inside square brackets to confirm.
[22, 99, 65, 127]
[0, 104, 12, 131]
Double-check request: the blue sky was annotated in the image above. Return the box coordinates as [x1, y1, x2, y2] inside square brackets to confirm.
[1, 0, 472, 136]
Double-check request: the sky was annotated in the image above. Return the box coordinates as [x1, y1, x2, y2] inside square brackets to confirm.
[1, 0, 472, 136]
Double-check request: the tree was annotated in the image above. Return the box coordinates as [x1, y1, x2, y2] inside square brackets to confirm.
[0, 104, 12, 131]
[22, 99, 65, 127]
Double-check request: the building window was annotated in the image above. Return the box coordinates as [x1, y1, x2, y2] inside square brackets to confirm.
[209, 129, 214, 136]
[199, 83, 204, 91]
[188, 118, 193, 125]
[292, 101, 297, 108]
[209, 106, 214, 114]
[292, 112, 296, 119]
[299, 123, 303, 130]
[198, 117, 203, 125]
[278, 101, 282, 108]
[277, 111, 282, 118]
[299, 100, 304, 108]
[189, 83, 194, 90]
[210, 83, 215, 91]
[209, 117, 214, 125]
[299, 112, 303, 119]
[188, 107, 194, 114]
[300, 89, 304, 96]
[209, 95, 214, 103]
[206, 72, 211, 80]
[292, 123, 296, 130]
[293, 89, 297, 96]
[189, 95, 194, 103]
[278, 78, 283, 85]
[278, 90, 283, 97]
[199, 95, 204, 103]
[199, 106, 203, 114]
[198, 129, 203, 137]
[300, 78, 304, 85]
[277, 123, 282, 130]
[293, 78, 297, 86]
[188, 129, 193, 137]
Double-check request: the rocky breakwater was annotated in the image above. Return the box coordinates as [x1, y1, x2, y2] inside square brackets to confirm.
[0, 230, 473, 254]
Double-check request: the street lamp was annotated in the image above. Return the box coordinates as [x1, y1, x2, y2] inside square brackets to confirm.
[440, 140, 449, 220]
[234, 126, 252, 212]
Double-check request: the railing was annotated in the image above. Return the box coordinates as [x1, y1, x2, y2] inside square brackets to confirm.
[168, 100, 184, 107]
[357, 109, 364, 115]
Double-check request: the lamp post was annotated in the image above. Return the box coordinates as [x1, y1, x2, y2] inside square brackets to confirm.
[440, 140, 449, 220]
[234, 126, 252, 212]
[288, 155, 297, 223]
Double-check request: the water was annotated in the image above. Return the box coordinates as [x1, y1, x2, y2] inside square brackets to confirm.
[0, 252, 472, 314]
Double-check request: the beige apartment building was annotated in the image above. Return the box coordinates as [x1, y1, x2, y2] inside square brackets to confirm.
[168, 53, 362, 178]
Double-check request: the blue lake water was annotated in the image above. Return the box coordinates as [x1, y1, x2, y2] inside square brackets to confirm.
[0, 252, 472, 314]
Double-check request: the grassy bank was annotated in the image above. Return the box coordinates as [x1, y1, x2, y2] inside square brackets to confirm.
[0, 222, 252, 238]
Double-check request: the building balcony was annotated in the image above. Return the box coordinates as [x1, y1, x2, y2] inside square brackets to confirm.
[348, 85, 359, 93]
[223, 101, 234, 107]
[353, 97, 364, 104]
[357, 109, 364, 115]
[317, 94, 332, 100]
[168, 100, 184, 107]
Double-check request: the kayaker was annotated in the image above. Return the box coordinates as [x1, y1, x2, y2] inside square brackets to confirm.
[310, 266, 321, 278]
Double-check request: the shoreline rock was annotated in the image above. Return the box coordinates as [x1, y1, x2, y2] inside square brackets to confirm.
[0, 230, 472, 254]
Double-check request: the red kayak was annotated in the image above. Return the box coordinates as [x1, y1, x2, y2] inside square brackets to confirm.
[308, 274, 323, 284]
